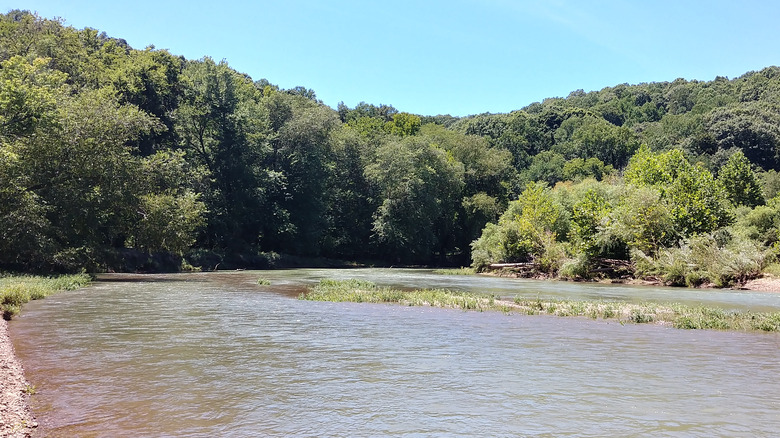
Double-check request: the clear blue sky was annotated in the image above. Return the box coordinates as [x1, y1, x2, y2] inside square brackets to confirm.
[6, 0, 780, 116]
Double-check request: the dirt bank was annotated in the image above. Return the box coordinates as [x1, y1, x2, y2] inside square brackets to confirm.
[0, 319, 36, 438]
[740, 276, 780, 292]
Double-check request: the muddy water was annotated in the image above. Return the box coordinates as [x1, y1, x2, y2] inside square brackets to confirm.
[10, 269, 780, 437]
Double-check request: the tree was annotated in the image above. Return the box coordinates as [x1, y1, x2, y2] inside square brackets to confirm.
[567, 116, 640, 168]
[562, 157, 614, 182]
[705, 101, 780, 169]
[268, 96, 339, 254]
[385, 112, 421, 136]
[606, 187, 677, 257]
[518, 151, 566, 186]
[570, 189, 613, 257]
[321, 127, 378, 258]
[366, 136, 464, 263]
[471, 183, 566, 269]
[717, 150, 764, 207]
[176, 57, 269, 251]
[130, 192, 206, 254]
[624, 147, 730, 236]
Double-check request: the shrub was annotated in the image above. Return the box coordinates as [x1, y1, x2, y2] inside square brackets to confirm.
[638, 234, 768, 287]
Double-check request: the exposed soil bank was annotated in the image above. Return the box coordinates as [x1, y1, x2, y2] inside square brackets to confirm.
[0, 319, 36, 438]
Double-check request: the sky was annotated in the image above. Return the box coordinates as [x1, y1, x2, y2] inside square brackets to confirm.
[5, 0, 780, 116]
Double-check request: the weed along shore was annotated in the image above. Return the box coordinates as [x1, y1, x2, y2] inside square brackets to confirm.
[300, 279, 780, 332]
[0, 274, 91, 438]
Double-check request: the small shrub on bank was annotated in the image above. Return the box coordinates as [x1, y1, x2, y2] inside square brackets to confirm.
[558, 254, 592, 280]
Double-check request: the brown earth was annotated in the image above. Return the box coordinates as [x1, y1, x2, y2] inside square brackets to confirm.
[0, 318, 36, 438]
[740, 276, 780, 292]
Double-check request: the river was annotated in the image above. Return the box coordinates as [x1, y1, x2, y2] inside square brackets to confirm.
[10, 269, 780, 437]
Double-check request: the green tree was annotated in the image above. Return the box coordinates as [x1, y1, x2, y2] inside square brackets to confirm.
[176, 57, 270, 251]
[570, 189, 613, 257]
[625, 147, 730, 236]
[366, 136, 464, 263]
[717, 150, 764, 207]
[518, 151, 566, 186]
[606, 187, 677, 257]
[705, 101, 780, 169]
[321, 126, 378, 258]
[267, 97, 339, 255]
[471, 183, 566, 270]
[562, 157, 614, 182]
[130, 192, 206, 254]
[385, 112, 421, 136]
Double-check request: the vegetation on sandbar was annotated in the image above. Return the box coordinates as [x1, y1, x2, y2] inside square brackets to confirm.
[301, 279, 499, 311]
[300, 279, 780, 332]
[0, 273, 91, 319]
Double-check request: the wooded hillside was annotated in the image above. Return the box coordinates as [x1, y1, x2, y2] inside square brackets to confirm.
[3, 10, 780, 282]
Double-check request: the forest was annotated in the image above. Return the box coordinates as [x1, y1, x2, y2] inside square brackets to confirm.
[3, 10, 780, 286]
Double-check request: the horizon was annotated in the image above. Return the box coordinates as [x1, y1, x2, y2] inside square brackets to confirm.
[5, 0, 780, 117]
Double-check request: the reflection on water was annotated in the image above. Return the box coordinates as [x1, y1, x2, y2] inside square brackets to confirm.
[10, 269, 780, 437]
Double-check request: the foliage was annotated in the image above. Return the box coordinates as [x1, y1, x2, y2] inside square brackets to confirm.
[637, 234, 769, 287]
[624, 146, 731, 236]
[365, 136, 464, 263]
[5, 10, 780, 279]
[716, 150, 764, 207]
[606, 187, 677, 256]
[471, 183, 566, 270]
[130, 192, 206, 254]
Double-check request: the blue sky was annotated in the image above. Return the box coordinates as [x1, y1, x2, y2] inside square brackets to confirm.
[6, 0, 780, 116]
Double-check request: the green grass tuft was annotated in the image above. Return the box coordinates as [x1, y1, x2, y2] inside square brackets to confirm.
[0, 273, 91, 319]
[432, 267, 476, 276]
[301, 279, 497, 311]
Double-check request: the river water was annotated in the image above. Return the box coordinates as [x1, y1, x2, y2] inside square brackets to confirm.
[10, 269, 780, 437]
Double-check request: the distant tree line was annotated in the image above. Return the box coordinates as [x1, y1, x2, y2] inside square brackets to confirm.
[2, 10, 780, 280]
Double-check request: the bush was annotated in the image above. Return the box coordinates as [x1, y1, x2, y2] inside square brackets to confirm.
[639, 234, 768, 287]
[558, 254, 592, 280]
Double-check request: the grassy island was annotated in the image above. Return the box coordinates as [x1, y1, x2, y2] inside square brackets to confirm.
[300, 279, 780, 332]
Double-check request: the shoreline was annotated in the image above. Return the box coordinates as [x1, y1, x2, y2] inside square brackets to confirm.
[480, 270, 780, 293]
[0, 318, 36, 438]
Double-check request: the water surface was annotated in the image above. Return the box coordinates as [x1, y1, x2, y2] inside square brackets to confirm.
[11, 269, 780, 437]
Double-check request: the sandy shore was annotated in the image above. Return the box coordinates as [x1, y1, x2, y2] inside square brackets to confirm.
[0, 319, 36, 438]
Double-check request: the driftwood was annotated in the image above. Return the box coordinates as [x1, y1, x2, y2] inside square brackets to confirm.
[487, 262, 541, 278]
[589, 258, 634, 278]
[488, 263, 536, 269]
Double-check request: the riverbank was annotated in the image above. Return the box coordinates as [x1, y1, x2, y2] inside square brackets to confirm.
[0, 318, 36, 437]
[481, 267, 780, 293]
[0, 274, 92, 437]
